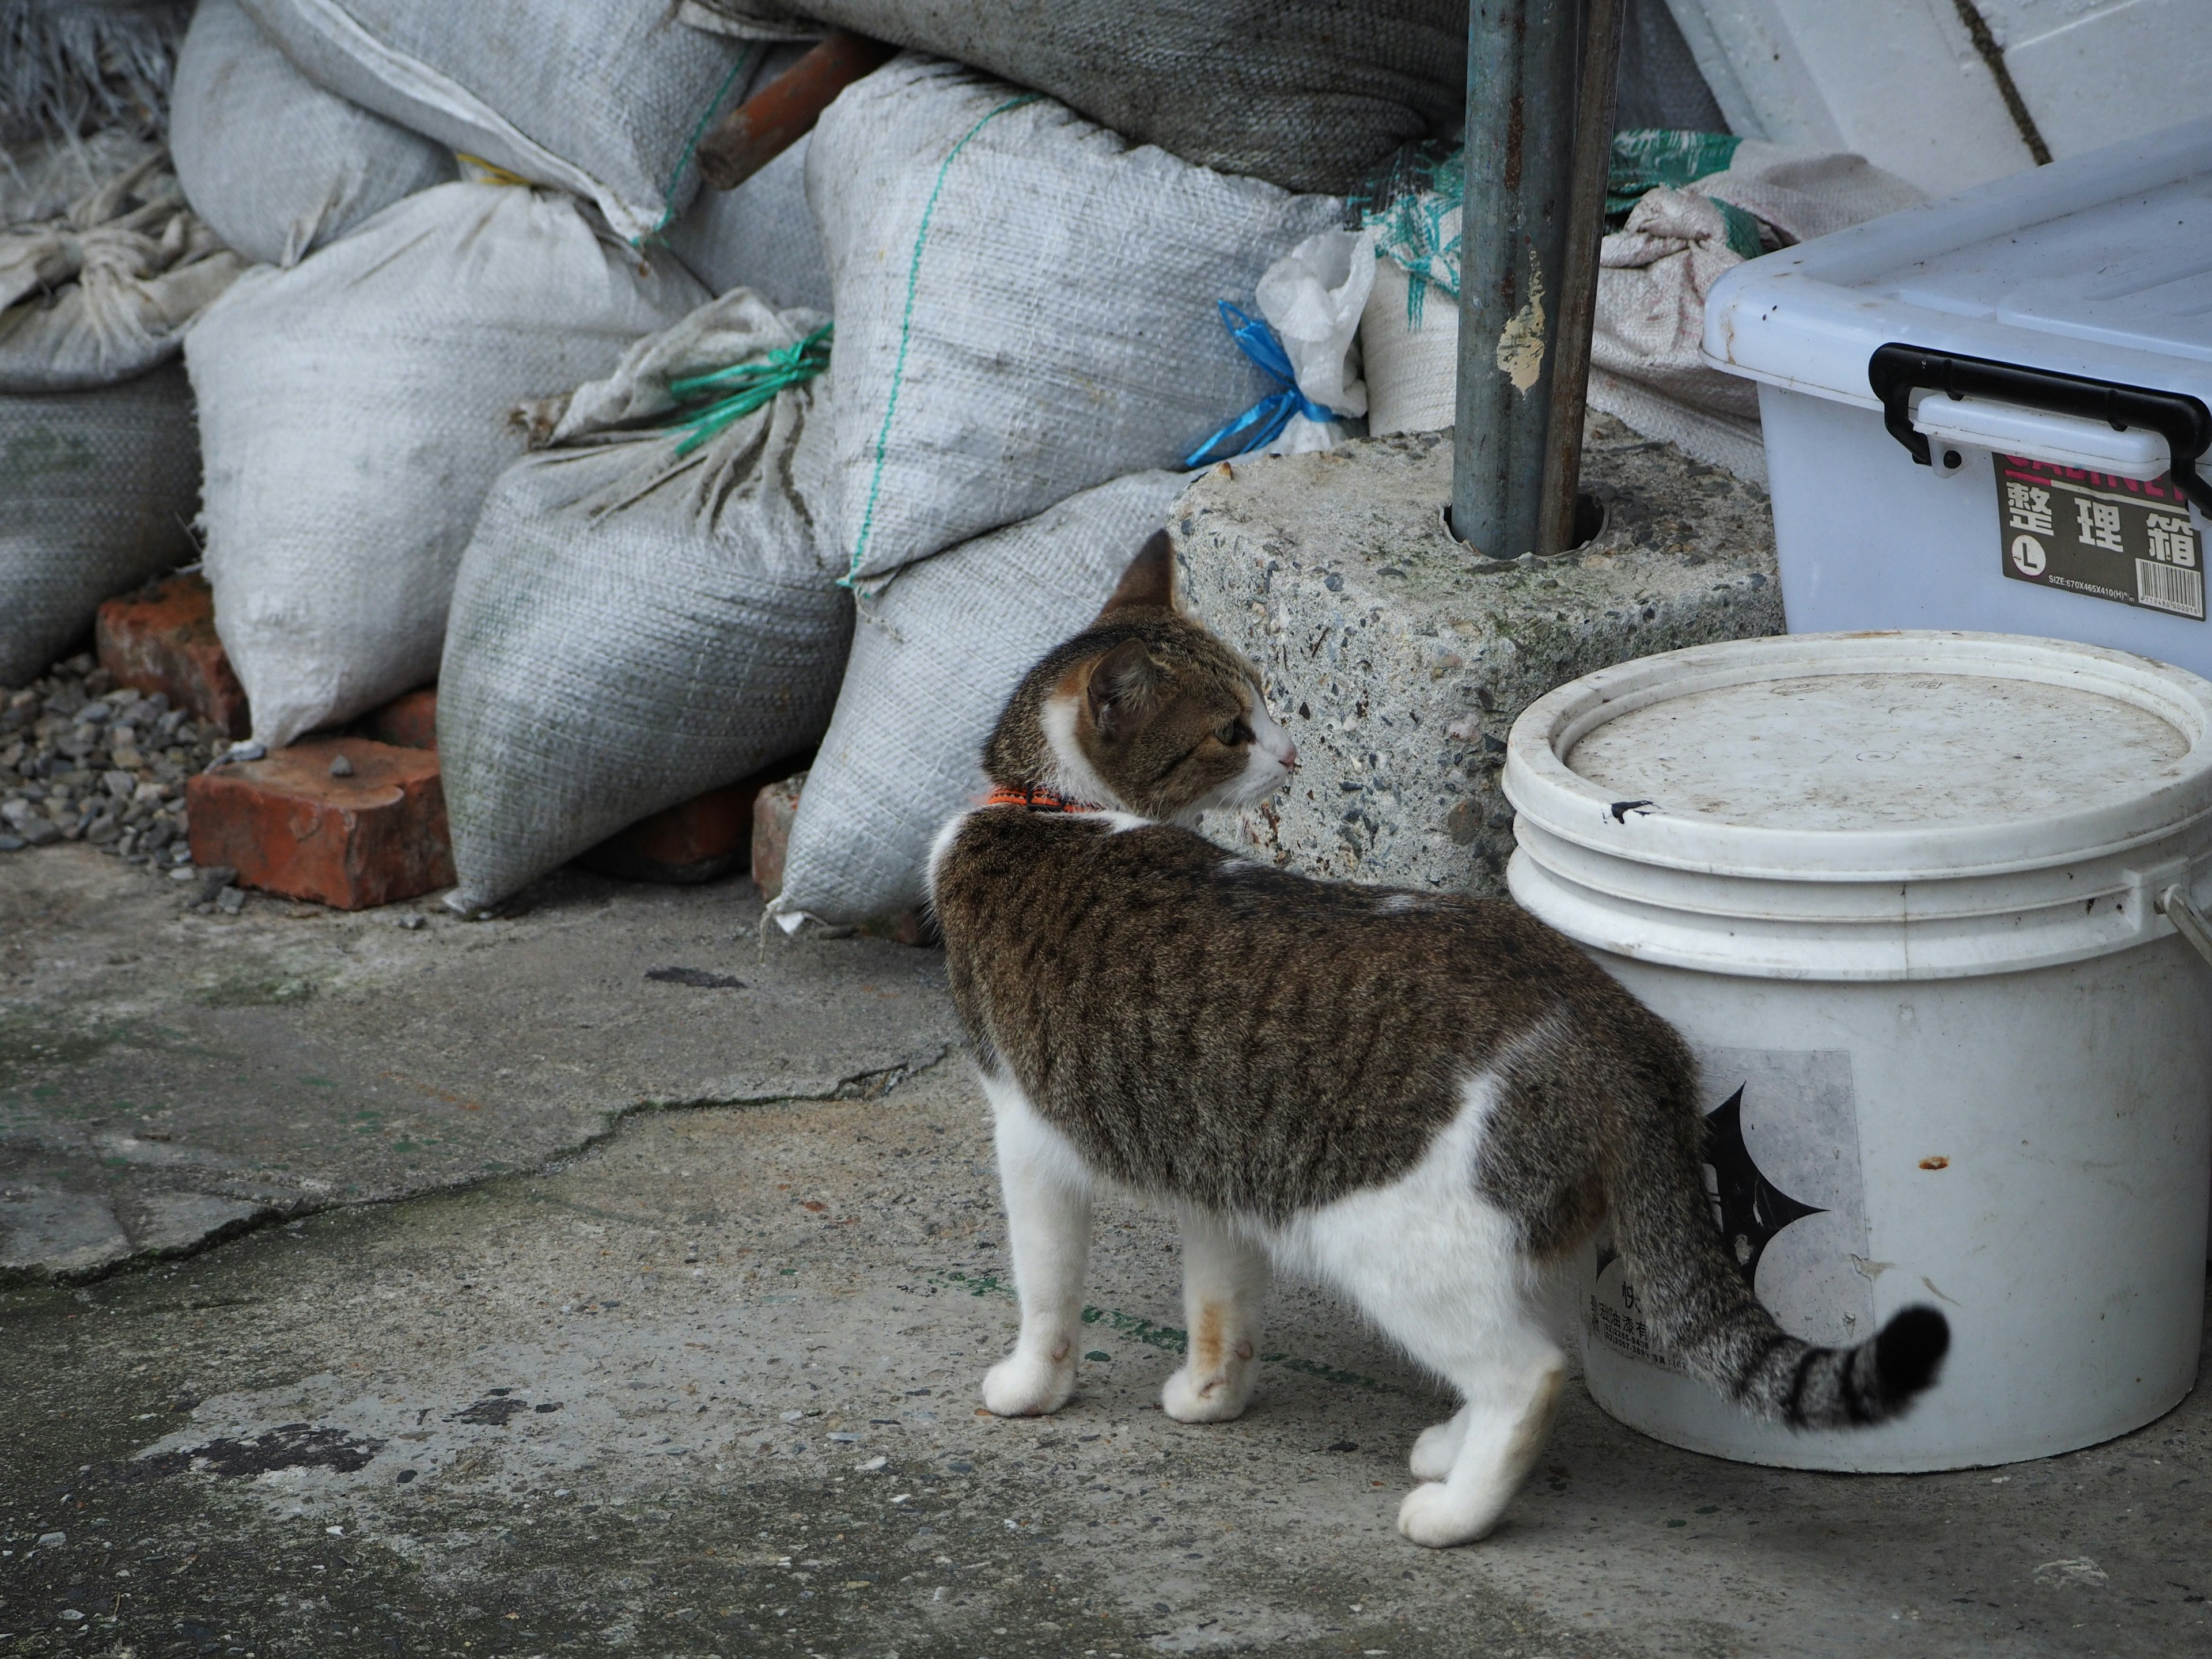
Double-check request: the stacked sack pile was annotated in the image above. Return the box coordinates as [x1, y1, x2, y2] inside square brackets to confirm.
[18, 2, 1887, 935]
[1, 0, 1478, 926]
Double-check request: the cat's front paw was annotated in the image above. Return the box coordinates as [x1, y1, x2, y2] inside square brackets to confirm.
[982, 1350, 1075, 1416]
[1160, 1362, 1256, 1424]
[1395, 1481, 1502, 1549]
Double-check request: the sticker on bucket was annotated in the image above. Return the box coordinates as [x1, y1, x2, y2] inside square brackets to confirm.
[1587, 1047, 1874, 1372]
[1996, 457, 2204, 622]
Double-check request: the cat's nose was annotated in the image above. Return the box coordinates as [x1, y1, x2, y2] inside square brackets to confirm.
[1281, 739, 1299, 771]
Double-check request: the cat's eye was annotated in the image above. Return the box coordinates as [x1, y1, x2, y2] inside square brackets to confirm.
[1216, 718, 1253, 746]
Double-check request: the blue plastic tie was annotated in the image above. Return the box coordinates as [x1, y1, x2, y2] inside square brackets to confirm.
[1182, 302, 1347, 469]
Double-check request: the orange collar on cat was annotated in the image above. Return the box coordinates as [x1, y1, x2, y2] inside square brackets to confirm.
[982, 785, 1105, 814]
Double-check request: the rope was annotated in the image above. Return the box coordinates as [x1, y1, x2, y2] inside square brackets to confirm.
[1181, 302, 1349, 469]
[658, 321, 832, 456]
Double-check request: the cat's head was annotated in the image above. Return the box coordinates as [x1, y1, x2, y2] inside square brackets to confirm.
[982, 532, 1298, 821]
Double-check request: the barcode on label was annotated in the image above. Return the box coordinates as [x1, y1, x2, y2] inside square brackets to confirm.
[2136, 559, 2206, 619]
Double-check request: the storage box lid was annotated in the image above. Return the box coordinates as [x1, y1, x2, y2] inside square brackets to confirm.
[1702, 116, 2212, 451]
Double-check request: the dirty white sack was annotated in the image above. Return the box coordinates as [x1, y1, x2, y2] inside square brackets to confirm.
[0, 150, 247, 392]
[234, 0, 762, 244]
[813, 56, 1339, 584]
[186, 181, 706, 752]
[665, 131, 833, 314]
[169, 0, 453, 267]
[0, 361, 201, 686]
[1590, 147, 1922, 436]
[438, 289, 850, 913]
[775, 469, 1187, 929]
[1360, 256, 1457, 436]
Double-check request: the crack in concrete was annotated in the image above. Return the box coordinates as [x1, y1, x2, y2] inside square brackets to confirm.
[8, 1043, 956, 1290]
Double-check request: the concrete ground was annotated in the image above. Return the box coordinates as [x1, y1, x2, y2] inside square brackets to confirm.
[3, 849, 2207, 1658]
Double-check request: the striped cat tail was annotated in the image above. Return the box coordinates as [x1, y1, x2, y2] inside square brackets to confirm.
[1602, 1057, 1950, 1430]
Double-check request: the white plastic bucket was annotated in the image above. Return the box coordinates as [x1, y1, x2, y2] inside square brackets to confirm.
[1504, 630, 2212, 1470]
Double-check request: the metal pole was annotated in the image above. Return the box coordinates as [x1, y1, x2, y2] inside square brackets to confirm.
[1537, 0, 1624, 558]
[1452, 0, 1580, 562]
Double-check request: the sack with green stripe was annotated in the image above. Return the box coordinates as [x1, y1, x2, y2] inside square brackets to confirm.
[812, 54, 1342, 585]
[439, 289, 850, 914]
[233, 0, 765, 245]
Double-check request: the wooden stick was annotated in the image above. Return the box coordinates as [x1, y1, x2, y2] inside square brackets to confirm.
[696, 31, 897, 192]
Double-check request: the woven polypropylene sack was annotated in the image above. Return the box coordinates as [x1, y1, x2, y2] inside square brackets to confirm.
[814, 57, 1339, 584]
[0, 362, 198, 686]
[235, 0, 761, 244]
[1361, 259, 1457, 436]
[0, 154, 247, 392]
[776, 469, 1187, 928]
[439, 292, 850, 912]
[691, 0, 1463, 195]
[185, 182, 706, 752]
[665, 133, 832, 313]
[170, 0, 454, 268]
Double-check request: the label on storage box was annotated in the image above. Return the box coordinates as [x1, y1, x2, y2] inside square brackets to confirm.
[1997, 457, 2204, 621]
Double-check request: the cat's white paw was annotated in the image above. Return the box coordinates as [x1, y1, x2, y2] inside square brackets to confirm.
[1395, 1481, 1503, 1549]
[1160, 1362, 1255, 1424]
[1408, 1416, 1466, 1482]
[982, 1350, 1074, 1417]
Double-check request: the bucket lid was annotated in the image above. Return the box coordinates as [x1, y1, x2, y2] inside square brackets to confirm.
[1505, 632, 2212, 979]
[1508, 631, 2212, 880]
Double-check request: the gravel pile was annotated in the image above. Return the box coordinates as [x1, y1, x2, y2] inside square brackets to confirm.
[0, 652, 224, 870]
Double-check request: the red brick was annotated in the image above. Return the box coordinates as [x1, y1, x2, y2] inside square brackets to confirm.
[576, 777, 766, 887]
[356, 685, 437, 751]
[186, 737, 454, 910]
[95, 573, 251, 738]
[749, 772, 806, 900]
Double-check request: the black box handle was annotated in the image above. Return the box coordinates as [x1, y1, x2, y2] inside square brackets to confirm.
[1867, 342, 2212, 517]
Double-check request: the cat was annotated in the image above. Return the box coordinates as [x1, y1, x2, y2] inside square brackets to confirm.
[926, 531, 1949, 1548]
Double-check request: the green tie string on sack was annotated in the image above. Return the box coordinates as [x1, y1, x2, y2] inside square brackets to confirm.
[662, 322, 832, 456]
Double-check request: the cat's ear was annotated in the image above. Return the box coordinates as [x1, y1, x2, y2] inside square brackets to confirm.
[1085, 637, 1162, 740]
[1093, 530, 1178, 622]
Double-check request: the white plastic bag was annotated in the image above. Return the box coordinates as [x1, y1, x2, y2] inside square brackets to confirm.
[186, 181, 707, 751]
[169, 0, 454, 267]
[812, 55, 1340, 584]
[775, 469, 1188, 929]
[236, 0, 762, 244]
[440, 290, 849, 912]
[1250, 228, 1373, 455]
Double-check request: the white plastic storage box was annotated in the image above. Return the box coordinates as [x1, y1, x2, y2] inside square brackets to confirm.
[1703, 116, 2212, 678]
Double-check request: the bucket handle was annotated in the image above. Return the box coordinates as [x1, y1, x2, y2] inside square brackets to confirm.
[2157, 885, 2212, 971]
